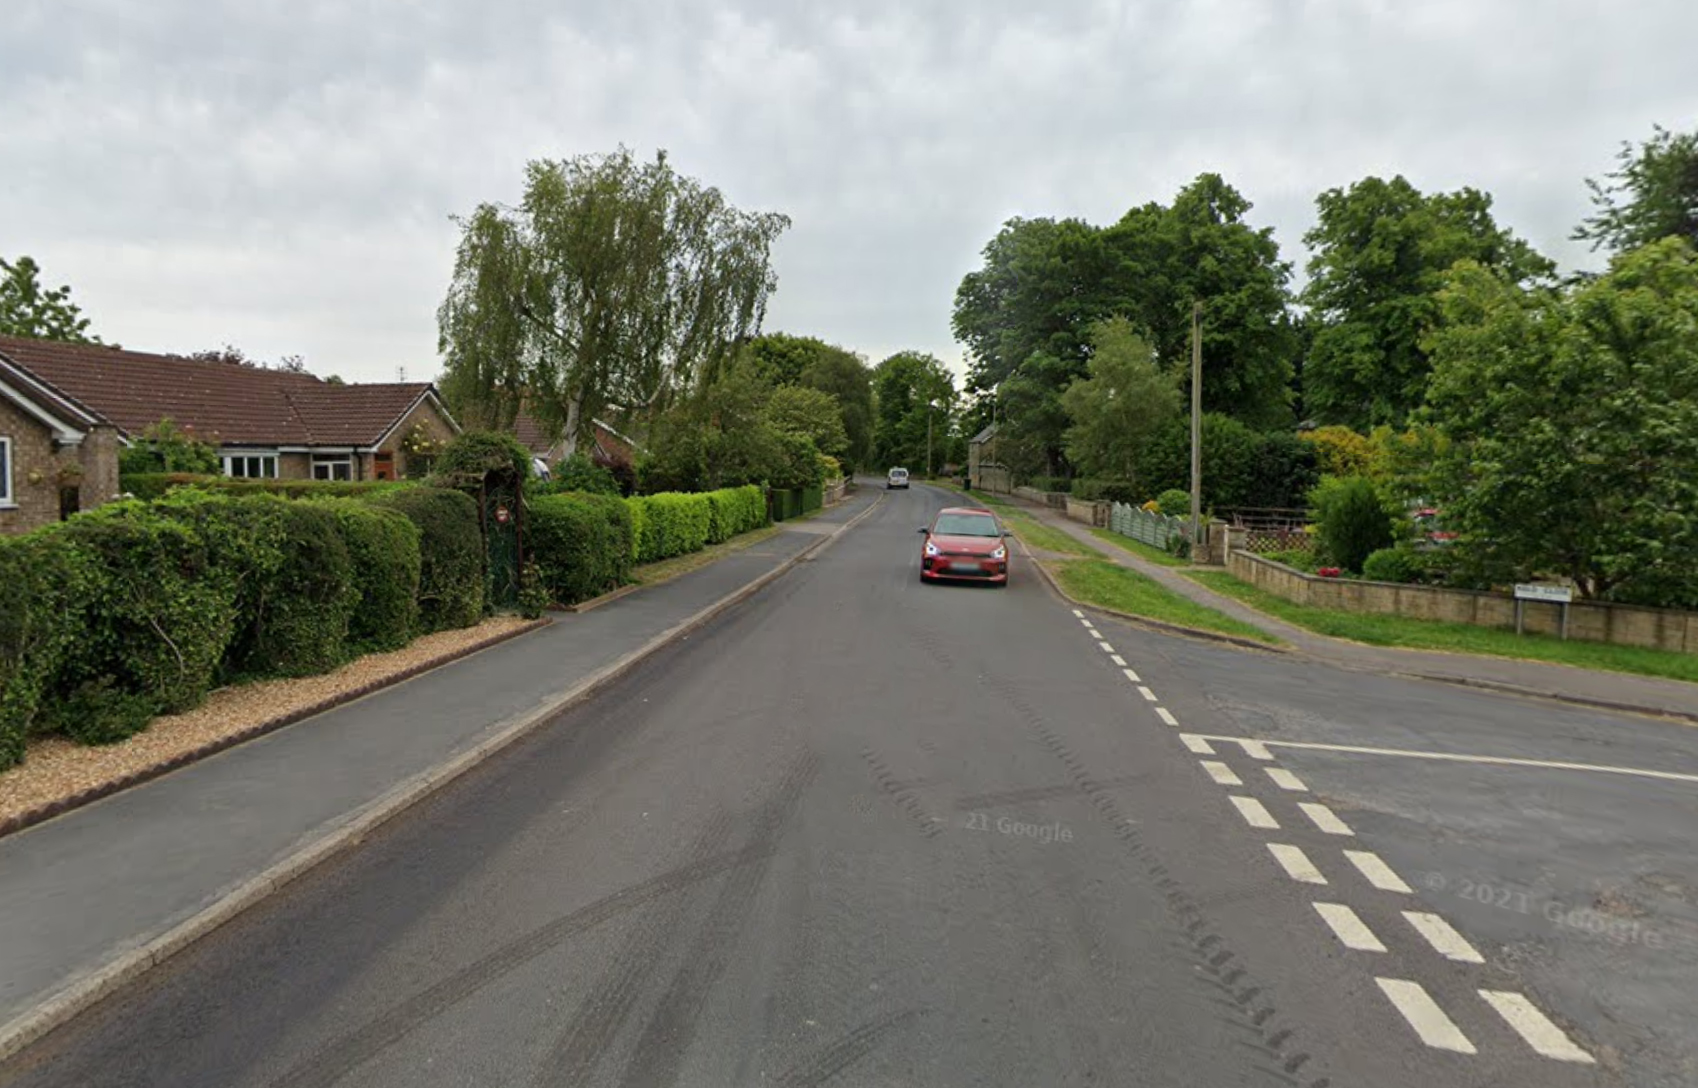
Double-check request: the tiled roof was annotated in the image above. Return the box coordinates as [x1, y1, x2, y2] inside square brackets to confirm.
[0, 334, 436, 447]
[513, 407, 639, 464]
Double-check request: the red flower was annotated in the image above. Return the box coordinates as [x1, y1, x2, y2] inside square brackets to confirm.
[1317, 566, 1342, 578]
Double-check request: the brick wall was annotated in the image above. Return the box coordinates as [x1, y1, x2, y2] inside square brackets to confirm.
[1228, 550, 1698, 654]
[378, 399, 458, 479]
[1, 399, 125, 535]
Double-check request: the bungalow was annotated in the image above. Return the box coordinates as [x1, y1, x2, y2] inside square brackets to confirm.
[513, 409, 641, 479]
[0, 334, 458, 535]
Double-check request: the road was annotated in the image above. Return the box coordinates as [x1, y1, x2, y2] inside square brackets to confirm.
[4, 483, 1695, 1087]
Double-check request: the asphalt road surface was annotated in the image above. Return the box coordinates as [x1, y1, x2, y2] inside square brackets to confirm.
[6, 484, 1696, 1087]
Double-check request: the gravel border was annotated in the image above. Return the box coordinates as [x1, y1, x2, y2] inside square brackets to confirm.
[0, 617, 549, 841]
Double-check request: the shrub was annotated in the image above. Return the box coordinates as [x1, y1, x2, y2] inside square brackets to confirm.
[433, 430, 533, 489]
[527, 492, 636, 605]
[629, 492, 713, 562]
[0, 535, 87, 768]
[1310, 476, 1397, 573]
[316, 501, 421, 652]
[54, 677, 158, 747]
[230, 501, 356, 678]
[1027, 476, 1071, 494]
[119, 473, 412, 501]
[370, 488, 485, 631]
[1362, 546, 1423, 584]
[1248, 431, 1321, 510]
[550, 452, 620, 495]
[46, 502, 238, 724]
[1155, 489, 1192, 517]
[1072, 478, 1141, 504]
[116, 418, 220, 476]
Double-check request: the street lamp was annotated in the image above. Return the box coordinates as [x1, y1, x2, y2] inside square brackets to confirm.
[926, 399, 941, 477]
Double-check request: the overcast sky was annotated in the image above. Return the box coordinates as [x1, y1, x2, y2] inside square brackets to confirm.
[4, 0, 1694, 384]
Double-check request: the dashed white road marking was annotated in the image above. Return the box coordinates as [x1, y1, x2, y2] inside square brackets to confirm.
[1187, 735, 1698, 786]
[1155, 707, 1179, 727]
[1137, 686, 1159, 703]
[1479, 991, 1595, 1064]
[1097, 640, 1115, 654]
[1110, 654, 1127, 667]
[1199, 761, 1243, 786]
[1072, 609, 1085, 618]
[1267, 843, 1327, 884]
[1179, 734, 1216, 755]
[1229, 796, 1279, 829]
[1403, 912, 1485, 964]
[1238, 740, 1273, 761]
[1345, 850, 1412, 893]
[1264, 767, 1308, 792]
[1122, 667, 1142, 683]
[1299, 802, 1354, 836]
[1313, 902, 1386, 952]
[1376, 978, 1477, 1054]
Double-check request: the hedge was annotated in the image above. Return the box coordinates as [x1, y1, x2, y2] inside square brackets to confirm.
[368, 487, 485, 632]
[702, 485, 765, 544]
[120, 473, 413, 502]
[527, 492, 635, 605]
[316, 501, 421, 654]
[0, 535, 87, 768]
[629, 492, 713, 563]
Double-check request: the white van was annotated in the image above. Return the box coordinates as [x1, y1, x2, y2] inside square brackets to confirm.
[887, 467, 910, 490]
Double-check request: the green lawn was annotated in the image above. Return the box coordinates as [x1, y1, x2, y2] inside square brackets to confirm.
[1053, 560, 1279, 644]
[1087, 527, 1190, 568]
[1004, 512, 1098, 558]
[1187, 570, 1698, 685]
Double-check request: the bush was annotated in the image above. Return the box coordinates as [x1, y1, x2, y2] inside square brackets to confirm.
[229, 501, 356, 678]
[702, 484, 767, 543]
[1310, 476, 1397, 573]
[116, 418, 220, 476]
[46, 502, 238, 723]
[317, 501, 421, 652]
[527, 492, 635, 605]
[119, 473, 412, 501]
[1247, 431, 1321, 510]
[1362, 546, 1423, 584]
[433, 430, 533, 489]
[1155, 489, 1192, 517]
[370, 488, 485, 631]
[54, 677, 159, 747]
[0, 535, 87, 768]
[1027, 476, 1071, 494]
[629, 492, 713, 562]
[1072, 478, 1141, 504]
[550, 453, 620, 496]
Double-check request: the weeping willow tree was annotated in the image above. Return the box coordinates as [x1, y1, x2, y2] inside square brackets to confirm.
[437, 148, 791, 455]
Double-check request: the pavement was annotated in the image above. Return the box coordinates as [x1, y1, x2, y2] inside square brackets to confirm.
[1001, 494, 1698, 722]
[0, 487, 878, 1061]
[2, 480, 1695, 1087]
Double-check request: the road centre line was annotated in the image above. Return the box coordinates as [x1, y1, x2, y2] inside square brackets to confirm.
[1137, 686, 1159, 702]
[1229, 796, 1279, 829]
[1187, 735, 1698, 786]
[1314, 902, 1386, 952]
[1155, 707, 1179, 727]
[1179, 734, 1216, 755]
[1072, 609, 1085, 618]
[1376, 978, 1477, 1054]
[1098, 641, 1115, 654]
[1403, 912, 1484, 963]
[1110, 654, 1127, 667]
[1264, 767, 1308, 791]
[1122, 668, 1142, 683]
[1479, 991, 1595, 1064]
[1345, 850, 1412, 893]
[1299, 802, 1354, 836]
[1199, 761, 1243, 786]
[1267, 843, 1327, 884]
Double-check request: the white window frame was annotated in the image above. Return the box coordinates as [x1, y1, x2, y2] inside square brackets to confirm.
[0, 436, 13, 507]
[221, 452, 279, 479]
[311, 454, 353, 482]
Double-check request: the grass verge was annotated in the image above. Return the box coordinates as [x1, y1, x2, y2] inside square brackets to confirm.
[1087, 527, 1190, 568]
[632, 525, 785, 586]
[1004, 512, 1098, 558]
[1053, 560, 1279, 644]
[1187, 570, 1698, 684]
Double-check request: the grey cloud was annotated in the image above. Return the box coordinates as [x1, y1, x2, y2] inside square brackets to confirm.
[2, 0, 1693, 379]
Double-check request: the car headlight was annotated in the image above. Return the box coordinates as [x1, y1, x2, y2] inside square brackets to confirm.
[924, 541, 939, 557]
[991, 545, 1006, 560]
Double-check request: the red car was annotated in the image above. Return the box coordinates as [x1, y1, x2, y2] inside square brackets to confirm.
[918, 507, 1011, 586]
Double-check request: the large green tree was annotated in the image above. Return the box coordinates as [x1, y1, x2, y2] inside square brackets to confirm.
[1059, 317, 1181, 481]
[764, 384, 847, 458]
[1301, 175, 1553, 430]
[739, 332, 874, 467]
[1103, 173, 1299, 429]
[437, 148, 790, 454]
[1574, 125, 1698, 255]
[1424, 237, 1698, 605]
[0, 256, 103, 344]
[872, 351, 959, 473]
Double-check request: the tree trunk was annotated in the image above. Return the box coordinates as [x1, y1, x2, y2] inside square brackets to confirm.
[560, 396, 583, 458]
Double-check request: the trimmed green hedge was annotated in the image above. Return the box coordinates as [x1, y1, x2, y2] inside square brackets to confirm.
[528, 492, 635, 605]
[629, 492, 713, 563]
[702, 485, 765, 543]
[0, 535, 87, 768]
[121, 473, 413, 502]
[319, 502, 422, 652]
[369, 487, 485, 632]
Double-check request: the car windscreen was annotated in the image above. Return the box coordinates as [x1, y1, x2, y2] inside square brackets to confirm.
[933, 514, 999, 537]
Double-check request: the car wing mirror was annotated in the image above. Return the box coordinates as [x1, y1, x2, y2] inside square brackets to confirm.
[918, 527, 930, 534]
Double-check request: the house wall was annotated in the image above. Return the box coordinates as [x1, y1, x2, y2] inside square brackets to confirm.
[372, 398, 458, 479]
[0, 398, 122, 535]
[278, 453, 314, 481]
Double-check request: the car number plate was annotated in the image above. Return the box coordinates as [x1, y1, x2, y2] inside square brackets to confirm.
[950, 560, 982, 573]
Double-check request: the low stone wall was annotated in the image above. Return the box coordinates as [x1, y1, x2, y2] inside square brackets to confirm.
[1064, 497, 1109, 528]
[1228, 551, 1698, 654]
[1014, 486, 1068, 510]
[824, 478, 850, 506]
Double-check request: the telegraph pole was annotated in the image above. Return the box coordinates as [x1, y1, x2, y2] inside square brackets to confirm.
[1190, 301, 1203, 551]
